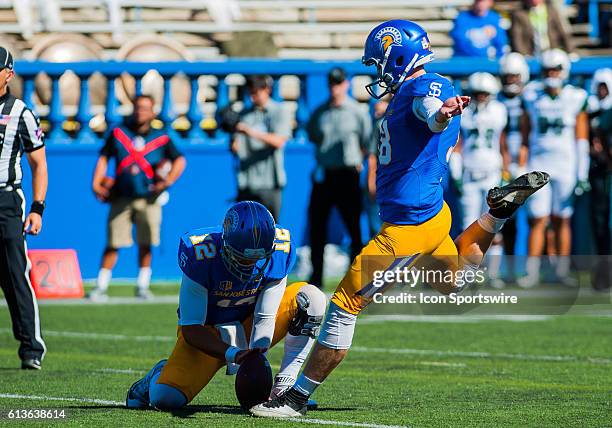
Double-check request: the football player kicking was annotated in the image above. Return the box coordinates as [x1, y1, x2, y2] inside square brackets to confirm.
[126, 201, 326, 410]
[251, 19, 549, 418]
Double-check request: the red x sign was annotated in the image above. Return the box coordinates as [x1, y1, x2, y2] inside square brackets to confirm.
[114, 128, 169, 179]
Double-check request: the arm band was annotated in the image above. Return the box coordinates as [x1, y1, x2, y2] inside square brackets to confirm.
[30, 201, 45, 216]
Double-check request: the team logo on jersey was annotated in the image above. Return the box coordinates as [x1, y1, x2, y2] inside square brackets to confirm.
[220, 280, 233, 291]
[375, 26, 402, 51]
[224, 209, 239, 232]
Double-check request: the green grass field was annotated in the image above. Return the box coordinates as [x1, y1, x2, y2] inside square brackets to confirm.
[1, 285, 611, 427]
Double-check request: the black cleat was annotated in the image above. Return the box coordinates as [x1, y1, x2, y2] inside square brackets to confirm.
[250, 387, 309, 418]
[487, 171, 549, 219]
[21, 358, 41, 370]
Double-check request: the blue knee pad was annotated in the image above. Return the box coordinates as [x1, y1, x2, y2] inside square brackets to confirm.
[149, 371, 188, 410]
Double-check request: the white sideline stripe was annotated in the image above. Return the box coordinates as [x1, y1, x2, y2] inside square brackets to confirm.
[351, 346, 612, 364]
[0, 393, 123, 406]
[2, 328, 609, 365]
[0, 393, 407, 428]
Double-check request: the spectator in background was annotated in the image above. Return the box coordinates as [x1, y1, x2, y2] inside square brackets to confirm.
[89, 95, 186, 301]
[587, 68, 612, 291]
[510, 0, 574, 57]
[231, 75, 291, 220]
[450, 0, 508, 58]
[307, 67, 372, 288]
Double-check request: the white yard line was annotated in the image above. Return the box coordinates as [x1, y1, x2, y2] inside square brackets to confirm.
[0, 328, 175, 343]
[0, 296, 179, 306]
[350, 346, 612, 364]
[418, 361, 467, 368]
[1, 328, 609, 365]
[0, 392, 408, 428]
[359, 314, 553, 323]
[95, 368, 146, 375]
[286, 418, 408, 428]
[0, 393, 122, 406]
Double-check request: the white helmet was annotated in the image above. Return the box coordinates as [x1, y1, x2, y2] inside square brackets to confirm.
[541, 49, 570, 79]
[590, 68, 612, 96]
[468, 72, 501, 96]
[500, 52, 529, 84]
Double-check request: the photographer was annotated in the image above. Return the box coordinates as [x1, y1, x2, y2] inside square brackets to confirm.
[229, 75, 291, 220]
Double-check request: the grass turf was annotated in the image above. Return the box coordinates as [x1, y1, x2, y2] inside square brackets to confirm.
[0, 288, 611, 427]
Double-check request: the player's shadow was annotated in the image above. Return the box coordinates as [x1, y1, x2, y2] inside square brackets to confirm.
[61, 404, 356, 418]
[171, 404, 356, 418]
[171, 404, 244, 418]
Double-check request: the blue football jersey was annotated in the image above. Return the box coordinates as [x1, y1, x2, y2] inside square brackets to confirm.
[177, 225, 296, 325]
[376, 73, 461, 224]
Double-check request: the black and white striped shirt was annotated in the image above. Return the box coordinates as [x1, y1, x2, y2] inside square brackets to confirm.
[0, 92, 45, 188]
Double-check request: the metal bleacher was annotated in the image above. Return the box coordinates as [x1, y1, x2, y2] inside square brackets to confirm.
[0, 0, 473, 59]
[1, 0, 609, 59]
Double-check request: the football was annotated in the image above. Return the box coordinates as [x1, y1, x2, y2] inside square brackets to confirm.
[234, 351, 273, 411]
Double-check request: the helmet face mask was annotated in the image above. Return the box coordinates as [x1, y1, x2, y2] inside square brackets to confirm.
[499, 52, 529, 96]
[221, 201, 276, 285]
[540, 49, 570, 89]
[468, 72, 500, 102]
[363, 20, 435, 99]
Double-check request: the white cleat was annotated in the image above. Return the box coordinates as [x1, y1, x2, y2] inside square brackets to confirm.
[250, 388, 308, 418]
[489, 278, 506, 289]
[136, 288, 154, 300]
[517, 274, 539, 289]
[87, 288, 109, 302]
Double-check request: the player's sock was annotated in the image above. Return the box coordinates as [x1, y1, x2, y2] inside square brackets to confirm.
[477, 212, 506, 234]
[293, 373, 321, 397]
[96, 268, 112, 292]
[278, 334, 313, 380]
[137, 267, 152, 291]
[149, 371, 187, 410]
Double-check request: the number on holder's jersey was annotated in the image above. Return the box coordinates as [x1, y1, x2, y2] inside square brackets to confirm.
[378, 119, 392, 165]
[217, 295, 257, 308]
[195, 242, 216, 260]
[275, 227, 291, 253]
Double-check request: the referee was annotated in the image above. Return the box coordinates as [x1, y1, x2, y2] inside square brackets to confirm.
[0, 47, 48, 370]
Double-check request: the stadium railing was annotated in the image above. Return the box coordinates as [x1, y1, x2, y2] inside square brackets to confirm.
[15, 56, 612, 146]
[17, 56, 608, 278]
